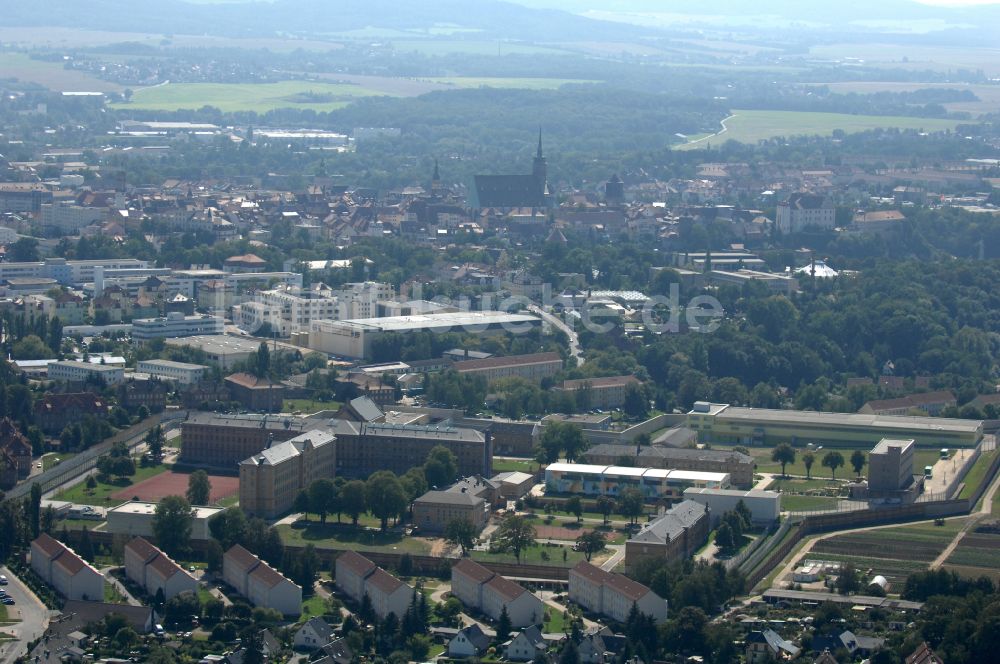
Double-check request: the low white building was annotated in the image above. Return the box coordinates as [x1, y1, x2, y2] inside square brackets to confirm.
[683, 487, 781, 526]
[123, 537, 198, 600]
[30, 533, 104, 601]
[451, 559, 542, 627]
[335, 551, 412, 620]
[136, 359, 209, 385]
[132, 312, 224, 343]
[107, 501, 223, 540]
[48, 360, 125, 386]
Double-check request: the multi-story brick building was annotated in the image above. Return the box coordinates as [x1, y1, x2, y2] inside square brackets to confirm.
[0, 418, 33, 489]
[239, 430, 336, 518]
[180, 413, 318, 468]
[333, 421, 491, 479]
[623, 500, 709, 569]
[224, 372, 287, 413]
[36, 393, 108, 437]
[412, 491, 489, 535]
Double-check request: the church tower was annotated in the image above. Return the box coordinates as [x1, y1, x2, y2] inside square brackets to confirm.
[532, 128, 547, 185]
[431, 159, 443, 196]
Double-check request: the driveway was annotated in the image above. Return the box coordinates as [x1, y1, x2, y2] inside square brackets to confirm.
[0, 565, 53, 664]
[528, 305, 583, 367]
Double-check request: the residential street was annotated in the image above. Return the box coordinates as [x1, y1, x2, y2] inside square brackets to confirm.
[0, 565, 53, 664]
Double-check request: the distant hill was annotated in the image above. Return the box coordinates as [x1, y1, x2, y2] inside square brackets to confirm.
[3, 0, 651, 42]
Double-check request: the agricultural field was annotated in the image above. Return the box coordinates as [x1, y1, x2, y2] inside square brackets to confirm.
[388, 39, 570, 56]
[820, 81, 1000, 117]
[678, 109, 964, 150]
[427, 76, 595, 90]
[810, 519, 965, 587]
[112, 80, 388, 113]
[809, 42, 1000, 77]
[0, 52, 122, 92]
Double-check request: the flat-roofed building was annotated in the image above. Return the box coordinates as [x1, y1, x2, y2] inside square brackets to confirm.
[239, 430, 336, 518]
[107, 501, 223, 540]
[568, 561, 667, 623]
[683, 487, 781, 526]
[123, 537, 198, 600]
[624, 500, 709, 568]
[584, 444, 754, 489]
[869, 438, 916, 493]
[453, 352, 563, 385]
[308, 311, 541, 359]
[412, 490, 489, 534]
[450, 559, 542, 627]
[48, 360, 125, 386]
[687, 402, 982, 449]
[164, 335, 268, 369]
[545, 462, 729, 500]
[30, 533, 104, 601]
[132, 312, 224, 343]
[136, 359, 209, 385]
[223, 544, 302, 616]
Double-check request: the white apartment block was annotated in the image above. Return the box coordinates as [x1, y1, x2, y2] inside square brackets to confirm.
[131, 312, 224, 343]
[136, 359, 209, 385]
[48, 360, 125, 386]
[235, 287, 340, 336]
[335, 551, 413, 620]
[0, 258, 149, 286]
[776, 193, 836, 234]
[41, 203, 107, 233]
[124, 537, 198, 600]
[451, 559, 542, 627]
[334, 282, 395, 320]
[30, 533, 104, 602]
[223, 544, 302, 616]
[569, 561, 668, 623]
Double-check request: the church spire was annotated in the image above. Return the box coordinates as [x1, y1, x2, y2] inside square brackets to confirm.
[537, 127, 543, 158]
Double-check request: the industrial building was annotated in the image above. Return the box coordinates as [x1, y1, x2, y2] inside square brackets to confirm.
[48, 360, 125, 386]
[545, 462, 729, 500]
[131, 312, 225, 343]
[687, 402, 982, 449]
[107, 501, 223, 540]
[308, 311, 540, 359]
[136, 359, 209, 385]
[682, 487, 782, 526]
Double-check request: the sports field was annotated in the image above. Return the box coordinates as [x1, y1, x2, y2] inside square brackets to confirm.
[111, 471, 239, 504]
[678, 109, 964, 149]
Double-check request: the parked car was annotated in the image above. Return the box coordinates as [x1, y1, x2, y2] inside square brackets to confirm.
[0, 574, 8, 585]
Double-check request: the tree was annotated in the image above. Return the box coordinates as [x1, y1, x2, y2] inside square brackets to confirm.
[12, 335, 51, 360]
[153, 495, 193, 557]
[423, 445, 457, 488]
[803, 452, 816, 479]
[622, 382, 649, 419]
[566, 496, 583, 522]
[205, 539, 224, 573]
[78, 527, 96, 562]
[851, 450, 867, 477]
[617, 487, 645, 525]
[539, 421, 588, 463]
[559, 638, 580, 664]
[186, 470, 211, 506]
[85, 475, 97, 490]
[366, 471, 408, 531]
[444, 518, 478, 555]
[41, 505, 56, 534]
[497, 605, 512, 642]
[822, 451, 845, 480]
[308, 478, 337, 524]
[715, 522, 736, 551]
[400, 467, 428, 504]
[575, 530, 606, 562]
[734, 500, 753, 530]
[771, 443, 796, 477]
[293, 490, 311, 520]
[341, 480, 367, 526]
[145, 424, 164, 458]
[208, 507, 248, 550]
[255, 342, 270, 379]
[492, 514, 536, 564]
[596, 495, 615, 525]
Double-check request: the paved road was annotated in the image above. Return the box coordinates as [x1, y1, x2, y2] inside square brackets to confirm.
[528, 305, 583, 367]
[0, 566, 52, 664]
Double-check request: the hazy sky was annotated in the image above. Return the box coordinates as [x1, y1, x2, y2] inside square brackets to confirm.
[916, 0, 1000, 5]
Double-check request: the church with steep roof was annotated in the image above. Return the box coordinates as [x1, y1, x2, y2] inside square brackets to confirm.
[470, 131, 553, 211]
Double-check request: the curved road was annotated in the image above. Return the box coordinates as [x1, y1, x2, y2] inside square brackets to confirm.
[529, 305, 583, 367]
[683, 114, 736, 148]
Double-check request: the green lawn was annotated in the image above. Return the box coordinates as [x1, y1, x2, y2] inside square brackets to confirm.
[0, 605, 9, 623]
[768, 477, 845, 493]
[111, 80, 387, 113]
[277, 522, 431, 554]
[492, 458, 536, 473]
[723, 443, 941, 480]
[471, 544, 587, 567]
[283, 398, 342, 414]
[299, 595, 328, 621]
[960, 449, 998, 500]
[104, 583, 128, 604]
[543, 606, 569, 634]
[54, 463, 170, 507]
[677, 109, 964, 150]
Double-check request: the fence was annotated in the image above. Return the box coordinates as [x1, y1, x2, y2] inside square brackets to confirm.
[5, 410, 188, 501]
